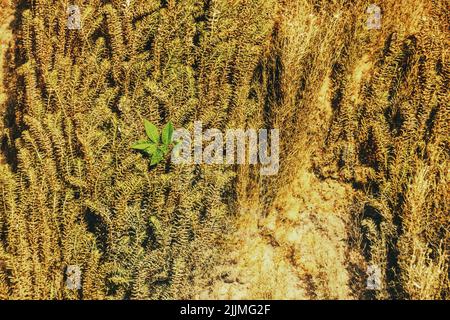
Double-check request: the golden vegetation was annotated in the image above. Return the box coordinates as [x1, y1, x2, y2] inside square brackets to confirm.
[203, 170, 358, 300]
[0, 0, 448, 299]
[0, 0, 276, 299]
[315, 1, 449, 299]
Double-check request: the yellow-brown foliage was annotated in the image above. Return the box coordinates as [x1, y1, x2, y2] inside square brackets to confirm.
[0, 0, 277, 299]
[0, 0, 448, 300]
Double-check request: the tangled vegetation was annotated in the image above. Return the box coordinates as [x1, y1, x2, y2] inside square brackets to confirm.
[0, 0, 448, 299]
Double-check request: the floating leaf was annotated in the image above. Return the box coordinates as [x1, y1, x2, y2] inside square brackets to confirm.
[143, 143, 157, 155]
[162, 121, 174, 145]
[150, 148, 164, 165]
[131, 140, 152, 150]
[159, 144, 169, 155]
[144, 119, 159, 143]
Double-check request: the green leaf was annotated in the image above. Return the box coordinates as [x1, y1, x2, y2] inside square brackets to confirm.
[159, 144, 169, 155]
[161, 121, 174, 145]
[150, 149, 164, 166]
[143, 143, 158, 155]
[144, 119, 159, 143]
[131, 140, 152, 150]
